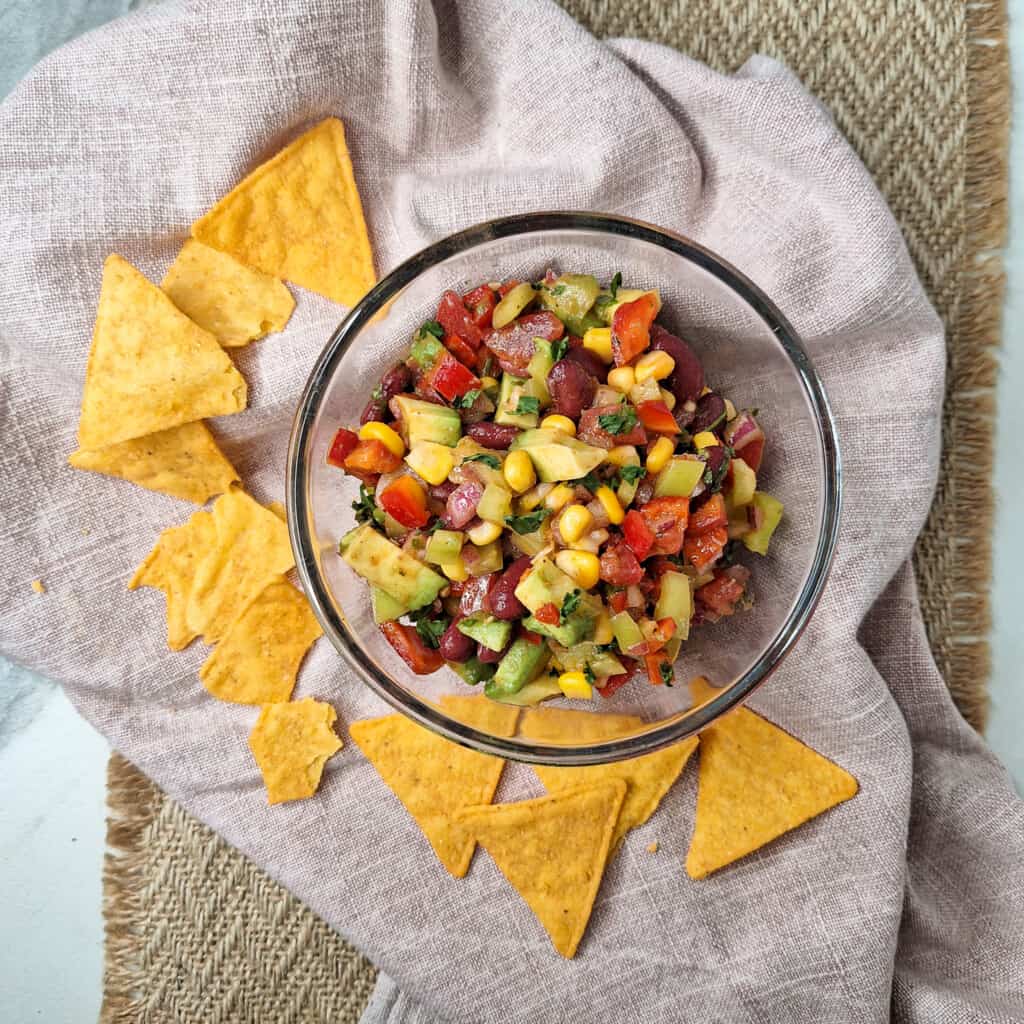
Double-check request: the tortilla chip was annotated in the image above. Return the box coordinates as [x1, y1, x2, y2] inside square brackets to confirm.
[69, 421, 238, 504]
[77, 255, 247, 449]
[519, 706, 643, 744]
[187, 488, 295, 644]
[532, 736, 698, 850]
[162, 239, 295, 347]
[129, 509, 216, 650]
[438, 694, 519, 737]
[268, 501, 287, 521]
[192, 118, 375, 306]
[349, 714, 508, 878]
[457, 780, 627, 958]
[686, 707, 859, 879]
[199, 578, 322, 704]
[249, 697, 342, 804]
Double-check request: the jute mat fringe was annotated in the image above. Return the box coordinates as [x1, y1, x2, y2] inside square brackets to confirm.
[101, 3, 1010, 1020]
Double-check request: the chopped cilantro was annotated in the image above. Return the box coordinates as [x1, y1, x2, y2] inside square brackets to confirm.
[515, 395, 541, 416]
[584, 665, 596, 685]
[598, 404, 638, 435]
[409, 607, 448, 649]
[550, 337, 570, 363]
[505, 509, 549, 535]
[609, 271, 622, 299]
[573, 470, 603, 492]
[420, 320, 444, 339]
[550, 284, 567, 296]
[352, 484, 385, 530]
[370, 383, 383, 402]
[463, 453, 501, 470]
[596, 642, 618, 654]
[593, 294, 614, 315]
[703, 467, 714, 485]
[452, 388, 482, 410]
[618, 464, 644, 485]
[531, 281, 545, 291]
[560, 589, 582, 623]
[659, 661, 675, 686]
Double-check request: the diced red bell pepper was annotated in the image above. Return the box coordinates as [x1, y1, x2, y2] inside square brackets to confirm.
[437, 290, 484, 349]
[684, 525, 728, 573]
[625, 617, 677, 658]
[380, 621, 444, 675]
[611, 293, 660, 366]
[696, 573, 746, 618]
[534, 602, 561, 626]
[343, 438, 403, 476]
[622, 510, 655, 560]
[636, 400, 680, 435]
[597, 671, 632, 699]
[644, 650, 672, 686]
[639, 497, 690, 556]
[425, 350, 481, 402]
[327, 427, 359, 468]
[440, 332, 478, 370]
[689, 493, 728, 536]
[599, 540, 643, 586]
[577, 404, 649, 450]
[379, 475, 430, 529]
[463, 285, 497, 331]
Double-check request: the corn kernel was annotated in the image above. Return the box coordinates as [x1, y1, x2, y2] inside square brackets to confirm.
[558, 504, 594, 544]
[557, 671, 593, 700]
[555, 549, 601, 589]
[700, 386, 712, 396]
[693, 431, 718, 450]
[582, 326, 614, 363]
[440, 556, 468, 582]
[404, 441, 454, 486]
[544, 484, 574, 511]
[646, 436, 675, 474]
[594, 486, 625, 525]
[605, 444, 639, 467]
[659, 387, 676, 411]
[607, 366, 636, 393]
[466, 519, 503, 546]
[724, 398, 737, 421]
[358, 421, 405, 458]
[592, 607, 614, 645]
[540, 414, 576, 436]
[634, 350, 675, 383]
[502, 450, 536, 494]
[518, 481, 553, 511]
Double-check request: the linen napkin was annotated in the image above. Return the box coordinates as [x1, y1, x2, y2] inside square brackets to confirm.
[1, 2, 1022, 1022]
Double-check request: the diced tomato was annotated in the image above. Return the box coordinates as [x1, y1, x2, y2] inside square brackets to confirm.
[425, 351, 480, 402]
[577, 404, 649, 450]
[599, 540, 643, 586]
[497, 279, 521, 298]
[639, 497, 690, 556]
[644, 650, 672, 686]
[737, 437, 765, 472]
[597, 671, 631, 699]
[437, 290, 484, 349]
[684, 525, 728, 572]
[343, 438, 402, 476]
[327, 427, 358, 468]
[636, 400, 680, 435]
[379, 475, 430, 529]
[534, 602, 560, 626]
[622, 509, 655, 560]
[626, 617, 676, 658]
[463, 285, 497, 331]
[441, 332, 479, 370]
[611, 293, 659, 366]
[485, 311, 564, 375]
[607, 589, 629, 614]
[696, 572, 746, 618]
[689, 493, 728, 535]
[380, 621, 444, 675]
[518, 625, 544, 645]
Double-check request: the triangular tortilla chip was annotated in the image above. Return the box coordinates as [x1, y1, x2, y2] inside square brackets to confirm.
[249, 697, 342, 804]
[686, 706, 859, 879]
[161, 239, 295, 347]
[532, 736, 698, 850]
[438, 693, 520, 736]
[69, 421, 238, 504]
[519, 706, 643, 743]
[192, 118, 375, 306]
[349, 714, 508, 878]
[129, 509, 215, 650]
[199, 578, 322, 704]
[457, 780, 627, 958]
[186, 488, 295, 644]
[77, 255, 247, 449]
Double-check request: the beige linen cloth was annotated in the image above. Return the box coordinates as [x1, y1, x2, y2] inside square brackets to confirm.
[1, 1, 1022, 1021]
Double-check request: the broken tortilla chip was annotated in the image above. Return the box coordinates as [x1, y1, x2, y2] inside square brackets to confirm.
[76, 255, 247, 449]
[349, 714, 508, 878]
[192, 118, 375, 307]
[69, 421, 238, 504]
[686, 706, 859, 879]
[457, 780, 627, 958]
[438, 693, 520, 737]
[519, 706, 643, 744]
[129, 509, 216, 650]
[199, 578, 322, 704]
[187, 488, 295, 644]
[162, 239, 295, 347]
[249, 697, 342, 804]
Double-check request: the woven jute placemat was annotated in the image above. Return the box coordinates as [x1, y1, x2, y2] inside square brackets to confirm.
[100, 2, 1009, 1020]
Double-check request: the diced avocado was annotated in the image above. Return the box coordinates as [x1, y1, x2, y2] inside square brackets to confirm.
[492, 282, 538, 329]
[523, 604, 598, 647]
[486, 638, 551, 697]
[514, 556, 577, 613]
[453, 437, 505, 488]
[654, 456, 705, 498]
[729, 457, 757, 507]
[457, 612, 513, 652]
[488, 672, 562, 706]
[462, 540, 503, 576]
[494, 373, 541, 429]
[654, 571, 693, 641]
[594, 288, 659, 326]
[526, 339, 555, 408]
[394, 395, 461, 448]
[384, 513, 408, 540]
[425, 529, 464, 564]
[477, 482, 513, 525]
[550, 642, 625, 679]
[613, 447, 642, 506]
[408, 333, 444, 372]
[371, 585, 408, 623]
[507, 527, 548, 557]
[511, 428, 606, 483]
[742, 491, 784, 555]
[610, 611, 644, 655]
[340, 524, 446, 610]
[539, 274, 601, 336]
[450, 656, 496, 686]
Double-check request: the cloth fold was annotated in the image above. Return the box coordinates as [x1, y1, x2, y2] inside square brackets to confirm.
[1, 1, 1022, 1021]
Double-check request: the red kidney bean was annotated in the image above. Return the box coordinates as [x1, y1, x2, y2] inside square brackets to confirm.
[477, 638, 511, 664]
[691, 392, 726, 434]
[467, 421, 520, 449]
[445, 481, 483, 528]
[563, 346, 608, 383]
[634, 477, 655, 506]
[459, 573, 496, 616]
[547, 359, 597, 419]
[486, 556, 530, 620]
[362, 364, 412, 424]
[650, 325, 704, 404]
[703, 444, 730, 490]
[438, 619, 475, 663]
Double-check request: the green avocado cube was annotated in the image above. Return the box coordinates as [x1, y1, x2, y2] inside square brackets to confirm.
[539, 274, 602, 336]
[486, 638, 551, 698]
[394, 395, 462, 448]
[477, 483, 513, 525]
[339, 524, 446, 611]
[371, 586, 408, 623]
[450, 656, 496, 686]
[742, 491, 784, 555]
[610, 611, 644, 655]
[425, 529, 464, 565]
[654, 571, 693, 641]
[494, 373, 541, 429]
[511, 428, 606, 483]
[654, 456, 705, 498]
[526, 339, 555, 408]
[457, 612, 513, 652]
[488, 672, 562, 706]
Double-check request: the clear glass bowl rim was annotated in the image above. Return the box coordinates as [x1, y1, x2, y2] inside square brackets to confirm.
[287, 212, 842, 766]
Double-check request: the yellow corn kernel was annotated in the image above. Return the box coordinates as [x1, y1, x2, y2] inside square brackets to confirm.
[659, 387, 677, 411]
[540, 414, 576, 436]
[582, 327, 614, 363]
[440, 555, 468, 582]
[605, 444, 639, 467]
[358, 421, 405, 458]
[646, 436, 675, 474]
[700, 386, 712, 396]
[592, 607, 613, 645]
[607, 366, 636, 393]
[693, 431, 718, 450]
[557, 671, 593, 700]
[558, 504, 594, 544]
[724, 398, 737, 421]
[518, 481, 553, 511]
[502, 450, 536, 494]
[544, 484, 574, 512]
[555, 549, 601, 589]
[634, 350, 675, 383]
[594, 486, 625, 525]
[480, 375, 500, 394]
[467, 519, 503, 546]
[404, 441, 455, 486]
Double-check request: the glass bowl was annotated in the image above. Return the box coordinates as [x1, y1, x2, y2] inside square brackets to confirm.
[287, 213, 840, 765]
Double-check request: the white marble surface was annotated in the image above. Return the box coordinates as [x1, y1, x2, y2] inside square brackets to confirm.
[1, 6, 1022, 1022]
